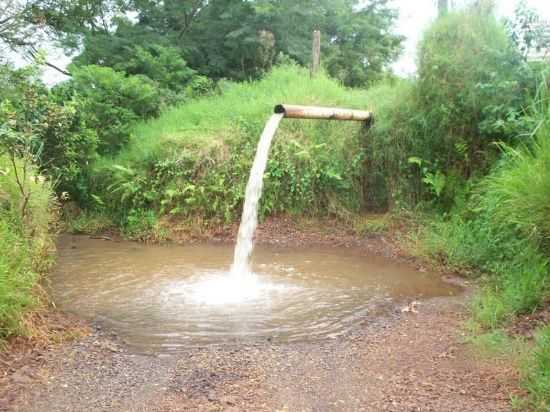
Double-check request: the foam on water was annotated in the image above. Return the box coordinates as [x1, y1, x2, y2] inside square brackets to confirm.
[182, 271, 290, 306]
[168, 113, 284, 307]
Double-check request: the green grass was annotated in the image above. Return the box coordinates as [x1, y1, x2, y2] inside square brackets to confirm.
[0, 155, 56, 342]
[466, 330, 522, 357]
[413, 210, 549, 330]
[407, 109, 550, 408]
[65, 211, 115, 235]
[88, 64, 386, 229]
[524, 325, 550, 411]
[0, 218, 40, 338]
[352, 214, 391, 236]
[482, 133, 550, 253]
[109, 64, 371, 166]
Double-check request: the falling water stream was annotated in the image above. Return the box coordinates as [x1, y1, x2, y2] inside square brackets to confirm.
[231, 113, 284, 277]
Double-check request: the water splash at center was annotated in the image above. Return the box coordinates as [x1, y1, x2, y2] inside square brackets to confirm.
[187, 113, 284, 305]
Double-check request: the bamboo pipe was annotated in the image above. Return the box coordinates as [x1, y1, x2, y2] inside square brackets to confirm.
[274, 104, 373, 124]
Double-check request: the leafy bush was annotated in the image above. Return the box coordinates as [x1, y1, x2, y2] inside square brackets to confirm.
[122, 208, 161, 240]
[417, 7, 526, 169]
[108, 44, 196, 93]
[76, 38, 202, 105]
[58, 65, 161, 155]
[363, 5, 541, 210]
[0, 154, 56, 341]
[0, 63, 98, 201]
[34, 101, 98, 198]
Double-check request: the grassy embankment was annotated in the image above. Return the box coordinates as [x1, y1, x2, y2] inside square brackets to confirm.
[404, 88, 550, 410]
[71, 64, 382, 238]
[410, 130, 550, 411]
[360, 9, 550, 410]
[0, 154, 57, 344]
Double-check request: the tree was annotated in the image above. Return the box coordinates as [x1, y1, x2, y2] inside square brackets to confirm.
[0, 63, 98, 199]
[0, 0, 72, 74]
[506, 0, 550, 60]
[30, 0, 403, 86]
[321, 0, 403, 86]
[416, 5, 528, 180]
[0, 1, 39, 56]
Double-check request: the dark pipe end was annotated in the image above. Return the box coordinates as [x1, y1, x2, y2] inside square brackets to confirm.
[364, 113, 374, 129]
[274, 104, 286, 114]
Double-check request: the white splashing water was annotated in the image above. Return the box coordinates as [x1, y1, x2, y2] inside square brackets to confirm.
[231, 113, 284, 277]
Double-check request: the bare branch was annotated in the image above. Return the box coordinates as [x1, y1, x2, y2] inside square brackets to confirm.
[9, 153, 30, 222]
[43, 60, 72, 76]
[26, 47, 72, 76]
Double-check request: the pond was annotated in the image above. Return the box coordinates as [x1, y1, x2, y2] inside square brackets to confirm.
[50, 235, 460, 353]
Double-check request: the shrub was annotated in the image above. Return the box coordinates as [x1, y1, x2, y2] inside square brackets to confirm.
[0, 63, 98, 201]
[417, 7, 526, 172]
[111, 45, 197, 94]
[60, 65, 161, 155]
[36, 100, 98, 198]
[0, 154, 56, 341]
[363, 5, 540, 210]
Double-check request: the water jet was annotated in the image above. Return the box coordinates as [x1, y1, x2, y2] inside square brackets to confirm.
[232, 105, 373, 278]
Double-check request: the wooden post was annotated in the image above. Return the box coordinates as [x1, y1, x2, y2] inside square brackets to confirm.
[310, 30, 321, 78]
[438, 0, 448, 16]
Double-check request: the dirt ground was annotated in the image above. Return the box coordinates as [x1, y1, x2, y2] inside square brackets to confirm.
[0, 219, 522, 411]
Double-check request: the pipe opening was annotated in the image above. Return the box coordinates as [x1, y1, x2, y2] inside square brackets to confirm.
[273, 104, 286, 114]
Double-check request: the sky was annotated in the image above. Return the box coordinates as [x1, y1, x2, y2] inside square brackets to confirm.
[9, 0, 550, 85]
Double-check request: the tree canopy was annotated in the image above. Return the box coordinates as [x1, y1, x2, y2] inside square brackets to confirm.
[15, 0, 403, 86]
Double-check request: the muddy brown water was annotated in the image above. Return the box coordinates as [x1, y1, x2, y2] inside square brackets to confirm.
[50, 235, 460, 353]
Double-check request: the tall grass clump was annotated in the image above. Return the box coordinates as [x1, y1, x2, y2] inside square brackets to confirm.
[0, 155, 57, 342]
[363, 5, 537, 211]
[87, 64, 373, 231]
[482, 130, 550, 253]
[523, 325, 550, 411]
[472, 75, 550, 326]
[357, 79, 419, 209]
[415, 88, 550, 328]
[407, 74, 550, 408]
[400, 8, 550, 406]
